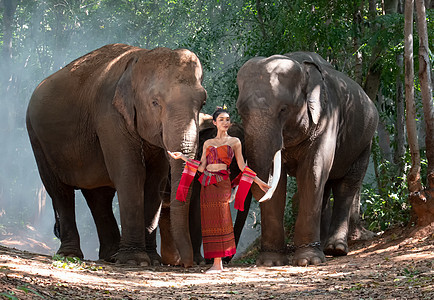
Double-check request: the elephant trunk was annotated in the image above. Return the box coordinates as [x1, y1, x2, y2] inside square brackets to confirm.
[244, 117, 282, 200]
[166, 118, 198, 267]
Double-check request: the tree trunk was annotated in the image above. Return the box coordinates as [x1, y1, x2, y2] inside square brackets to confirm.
[410, 0, 434, 226]
[255, 0, 267, 40]
[394, 53, 406, 170]
[385, 0, 400, 13]
[394, 1, 406, 174]
[404, 0, 422, 193]
[415, 0, 434, 180]
[377, 93, 393, 162]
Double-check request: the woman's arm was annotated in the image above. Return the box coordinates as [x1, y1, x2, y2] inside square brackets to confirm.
[167, 141, 208, 172]
[233, 138, 247, 171]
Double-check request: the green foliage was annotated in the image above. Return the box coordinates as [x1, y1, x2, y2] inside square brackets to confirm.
[361, 169, 410, 232]
[17, 285, 44, 298]
[0, 292, 18, 300]
[52, 255, 102, 271]
[283, 176, 298, 237]
[361, 151, 414, 232]
[0, 284, 44, 299]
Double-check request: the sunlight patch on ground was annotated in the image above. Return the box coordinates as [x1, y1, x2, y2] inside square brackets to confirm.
[0, 255, 326, 293]
[391, 245, 434, 262]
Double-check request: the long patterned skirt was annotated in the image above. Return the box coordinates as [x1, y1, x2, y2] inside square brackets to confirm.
[200, 178, 236, 259]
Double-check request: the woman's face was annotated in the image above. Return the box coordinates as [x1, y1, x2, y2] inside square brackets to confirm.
[213, 112, 231, 131]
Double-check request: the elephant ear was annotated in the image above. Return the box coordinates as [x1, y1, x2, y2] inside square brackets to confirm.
[113, 57, 138, 132]
[304, 61, 324, 125]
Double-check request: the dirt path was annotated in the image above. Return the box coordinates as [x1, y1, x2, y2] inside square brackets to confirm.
[0, 225, 433, 299]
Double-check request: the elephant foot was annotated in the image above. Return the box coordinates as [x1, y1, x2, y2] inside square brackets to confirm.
[99, 245, 119, 262]
[194, 253, 206, 266]
[113, 248, 151, 266]
[222, 255, 233, 264]
[147, 251, 162, 266]
[292, 245, 325, 266]
[57, 246, 84, 260]
[256, 251, 289, 267]
[161, 252, 181, 266]
[179, 259, 194, 268]
[323, 239, 348, 256]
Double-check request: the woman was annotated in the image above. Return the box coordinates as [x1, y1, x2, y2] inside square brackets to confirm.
[168, 107, 270, 273]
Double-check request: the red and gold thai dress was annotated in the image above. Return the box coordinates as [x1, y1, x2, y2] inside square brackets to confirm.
[198, 145, 236, 259]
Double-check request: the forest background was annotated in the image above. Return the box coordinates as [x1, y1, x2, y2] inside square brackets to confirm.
[0, 0, 432, 261]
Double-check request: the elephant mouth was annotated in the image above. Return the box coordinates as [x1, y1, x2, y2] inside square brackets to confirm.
[258, 149, 281, 202]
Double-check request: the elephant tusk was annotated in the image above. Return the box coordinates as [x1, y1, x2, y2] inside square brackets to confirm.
[258, 150, 281, 203]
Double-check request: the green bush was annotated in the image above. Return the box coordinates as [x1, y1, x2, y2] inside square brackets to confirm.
[360, 148, 429, 232]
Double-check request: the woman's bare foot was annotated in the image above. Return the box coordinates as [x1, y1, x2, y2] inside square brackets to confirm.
[205, 257, 223, 273]
[205, 267, 223, 274]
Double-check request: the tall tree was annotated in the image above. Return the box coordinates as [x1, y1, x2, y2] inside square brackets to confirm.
[408, 0, 434, 226]
[394, 0, 406, 174]
[405, 0, 421, 194]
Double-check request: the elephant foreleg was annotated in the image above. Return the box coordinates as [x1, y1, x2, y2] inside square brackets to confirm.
[256, 167, 289, 267]
[144, 150, 168, 266]
[82, 187, 119, 261]
[189, 179, 205, 265]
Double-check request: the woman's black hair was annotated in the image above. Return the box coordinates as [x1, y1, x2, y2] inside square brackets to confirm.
[212, 106, 229, 121]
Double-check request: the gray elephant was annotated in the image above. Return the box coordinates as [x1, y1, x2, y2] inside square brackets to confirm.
[26, 43, 206, 266]
[236, 52, 379, 266]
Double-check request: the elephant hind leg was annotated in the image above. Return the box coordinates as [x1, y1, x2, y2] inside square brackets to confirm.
[82, 187, 119, 261]
[27, 123, 82, 258]
[51, 184, 82, 259]
[320, 183, 333, 247]
[324, 146, 372, 256]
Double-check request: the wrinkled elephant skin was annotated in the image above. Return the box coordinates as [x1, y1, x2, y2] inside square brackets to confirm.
[236, 52, 378, 266]
[26, 44, 206, 266]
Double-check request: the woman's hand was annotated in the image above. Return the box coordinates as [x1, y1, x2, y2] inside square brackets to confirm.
[167, 151, 187, 162]
[255, 177, 271, 193]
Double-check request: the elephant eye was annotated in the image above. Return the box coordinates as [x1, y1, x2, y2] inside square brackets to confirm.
[152, 99, 160, 107]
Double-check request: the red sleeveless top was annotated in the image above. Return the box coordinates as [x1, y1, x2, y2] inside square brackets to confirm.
[198, 145, 234, 186]
[205, 145, 234, 166]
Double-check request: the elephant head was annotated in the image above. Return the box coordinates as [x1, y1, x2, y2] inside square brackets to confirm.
[112, 47, 206, 267]
[236, 54, 325, 199]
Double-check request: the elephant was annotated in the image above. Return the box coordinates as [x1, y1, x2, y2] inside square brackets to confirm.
[26, 43, 206, 266]
[236, 52, 379, 266]
[159, 114, 252, 265]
